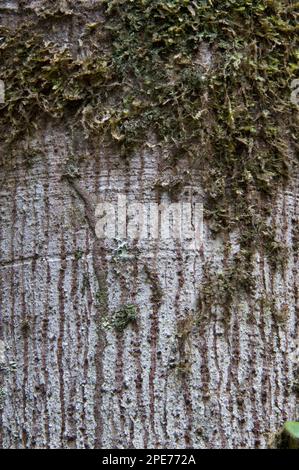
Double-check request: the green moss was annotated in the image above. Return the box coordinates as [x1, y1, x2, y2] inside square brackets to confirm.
[112, 304, 137, 332]
[0, 2, 296, 225]
[74, 249, 84, 261]
[0, 1, 298, 317]
[198, 249, 256, 317]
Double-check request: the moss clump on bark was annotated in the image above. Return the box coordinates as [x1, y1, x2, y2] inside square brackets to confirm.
[112, 304, 137, 332]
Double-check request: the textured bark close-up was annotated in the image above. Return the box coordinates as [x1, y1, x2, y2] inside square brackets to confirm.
[0, 1, 298, 449]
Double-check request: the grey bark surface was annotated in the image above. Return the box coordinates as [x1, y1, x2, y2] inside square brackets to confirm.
[0, 1, 298, 449]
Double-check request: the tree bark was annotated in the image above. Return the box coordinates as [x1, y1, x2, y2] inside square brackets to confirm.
[0, 1, 298, 449]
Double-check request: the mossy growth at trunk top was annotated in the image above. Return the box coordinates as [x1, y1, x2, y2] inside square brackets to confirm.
[0, 1, 298, 295]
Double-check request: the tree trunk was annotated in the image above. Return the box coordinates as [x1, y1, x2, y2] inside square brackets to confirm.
[0, 1, 298, 449]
